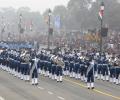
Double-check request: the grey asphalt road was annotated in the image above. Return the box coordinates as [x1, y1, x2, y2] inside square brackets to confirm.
[0, 69, 120, 100]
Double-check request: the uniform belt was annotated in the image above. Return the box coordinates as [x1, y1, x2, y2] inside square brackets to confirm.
[110, 67, 115, 69]
[80, 64, 84, 66]
[21, 63, 28, 64]
[98, 64, 102, 65]
[103, 64, 108, 66]
[115, 67, 120, 68]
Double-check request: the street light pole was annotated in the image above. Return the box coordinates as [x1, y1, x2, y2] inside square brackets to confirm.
[1, 16, 5, 41]
[47, 9, 52, 50]
[19, 13, 22, 42]
[99, 2, 105, 56]
[100, 17, 103, 56]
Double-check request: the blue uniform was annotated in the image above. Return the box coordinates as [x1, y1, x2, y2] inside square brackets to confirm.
[31, 58, 39, 85]
[97, 58, 103, 79]
[86, 60, 95, 89]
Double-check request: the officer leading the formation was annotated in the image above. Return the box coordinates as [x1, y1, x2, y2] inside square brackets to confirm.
[86, 58, 95, 89]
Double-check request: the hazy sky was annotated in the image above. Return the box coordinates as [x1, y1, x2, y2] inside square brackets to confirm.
[0, 0, 70, 13]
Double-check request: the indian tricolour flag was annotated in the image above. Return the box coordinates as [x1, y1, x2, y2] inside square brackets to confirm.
[98, 2, 104, 20]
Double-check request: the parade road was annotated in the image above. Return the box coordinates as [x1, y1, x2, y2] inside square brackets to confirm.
[0, 69, 120, 100]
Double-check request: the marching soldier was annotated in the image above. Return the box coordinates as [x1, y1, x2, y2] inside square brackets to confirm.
[23, 52, 31, 81]
[80, 57, 85, 81]
[102, 57, 109, 81]
[51, 61, 57, 80]
[31, 56, 39, 85]
[56, 56, 64, 82]
[74, 59, 80, 79]
[114, 57, 120, 85]
[97, 56, 103, 80]
[48, 60, 52, 78]
[86, 58, 95, 89]
[37, 59, 41, 74]
[109, 56, 116, 83]
[20, 50, 27, 80]
[69, 56, 75, 78]
[63, 54, 69, 76]
[38, 52, 44, 75]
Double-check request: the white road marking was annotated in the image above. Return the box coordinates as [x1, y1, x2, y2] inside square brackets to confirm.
[38, 86, 44, 90]
[57, 96, 65, 100]
[48, 91, 53, 95]
[0, 96, 5, 100]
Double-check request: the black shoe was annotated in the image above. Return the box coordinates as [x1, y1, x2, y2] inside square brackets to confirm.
[26, 80, 30, 82]
[35, 83, 38, 86]
[87, 87, 90, 89]
[91, 87, 94, 89]
[25, 80, 27, 82]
